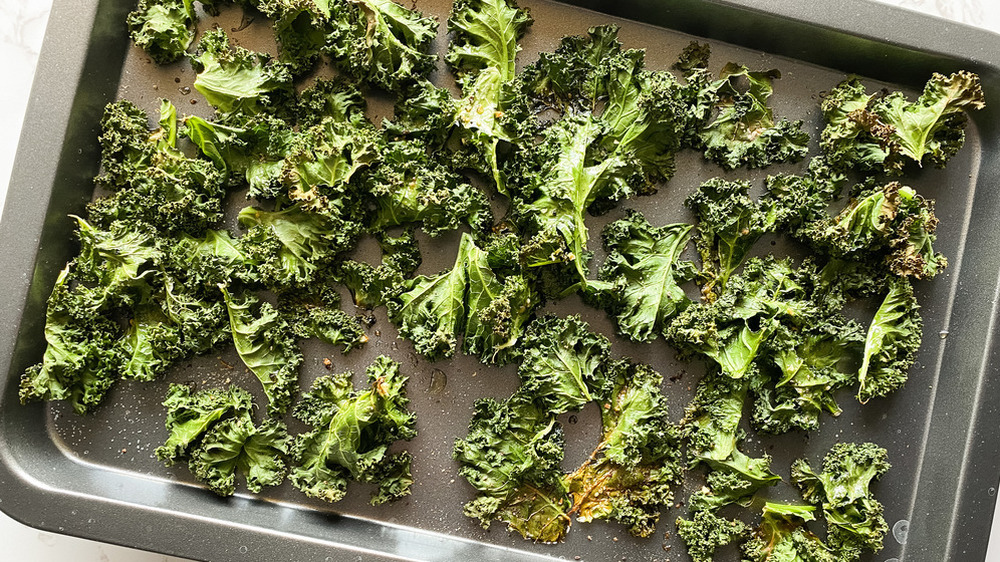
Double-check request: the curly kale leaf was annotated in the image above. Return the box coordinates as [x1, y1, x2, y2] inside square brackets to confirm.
[367, 141, 492, 236]
[117, 282, 229, 382]
[19, 218, 231, 413]
[336, 260, 406, 309]
[520, 25, 688, 188]
[517, 315, 611, 415]
[165, 229, 248, 288]
[186, 109, 378, 213]
[676, 509, 750, 562]
[191, 29, 294, 117]
[253, 0, 334, 75]
[463, 243, 537, 365]
[389, 232, 535, 361]
[792, 442, 891, 559]
[680, 372, 780, 511]
[447, 0, 532, 190]
[154, 383, 288, 496]
[388, 234, 470, 359]
[857, 278, 921, 403]
[593, 209, 696, 342]
[284, 117, 380, 211]
[666, 257, 817, 380]
[293, 77, 370, 127]
[70, 217, 162, 311]
[155, 383, 252, 464]
[799, 181, 947, 279]
[672, 41, 711, 75]
[765, 156, 848, 233]
[743, 502, 837, 562]
[183, 113, 298, 193]
[752, 319, 865, 434]
[326, 0, 438, 92]
[237, 203, 358, 288]
[189, 415, 290, 496]
[563, 362, 683, 537]
[696, 63, 809, 169]
[19, 266, 121, 414]
[91, 100, 225, 234]
[516, 114, 638, 289]
[290, 356, 416, 504]
[220, 286, 302, 416]
[454, 392, 571, 542]
[685, 177, 792, 300]
[821, 72, 985, 173]
[127, 0, 196, 65]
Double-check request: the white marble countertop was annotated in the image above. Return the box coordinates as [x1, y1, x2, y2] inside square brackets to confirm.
[1, 0, 999, 561]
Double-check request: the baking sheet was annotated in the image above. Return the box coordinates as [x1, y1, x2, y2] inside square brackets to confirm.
[2, 0, 1000, 561]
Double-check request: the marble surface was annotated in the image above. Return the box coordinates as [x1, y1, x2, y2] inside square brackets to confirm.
[0, 0, 998, 561]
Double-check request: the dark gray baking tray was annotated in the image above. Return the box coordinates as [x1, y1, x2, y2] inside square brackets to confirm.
[2, 0, 1000, 560]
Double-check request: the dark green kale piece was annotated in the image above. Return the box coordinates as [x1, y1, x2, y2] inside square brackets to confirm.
[798, 181, 947, 280]
[446, 0, 533, 190]
[366, 140, 492, 236]
[563, 361, 684, 538]
[191, 28, 294, 118]
[127, 0, 196, 64]
[220, 285, 303, 416]
[680, 371, 780, 511]
[742, 502, 837, 562]
[90, 100, 226, 235]
[19, 265, 122, 414]
[155, 383, 290, 496]
[676, 509, 750, 562]
[752, 318, 865, 433]
[516, 315, 611, 415]
[388, 233, 536, 362]
[236, 203, 360, 288]
[666, 257, 818, 380]
[696, 63, 809, 170]
[155, 383, 253, 464]
[821, 72, 985, 174]
[454, 392, 571, 542]
[857, 278, 921, 403]
[792, 442, 891, 560]
[289, 355, 416, 505]
[327, 0, 438, 92]
[276, 283, 368, 352]
[684, 177, 791, 301]
[189, 414, 291, 496]
[591, 209, 697, 342]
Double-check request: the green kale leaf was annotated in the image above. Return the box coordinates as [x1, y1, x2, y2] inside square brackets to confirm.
[366, 141, 492, 236]
[155, 383, 253, 463]
[189, 415, 291, 496]
[290, 355, 416, 504]
[696, 63, 809, 170]
[446, 0, 532, 190]
[454, 392, 571, 542]
[220, 285, 302, 416]
[592, 209, 696, 342]
[857, 278, 921, 403]
[742, 502, 837, 562]
[127, 0, 196, 65]
[792, 442, 891, 559]
[191, 29, 294, 117]
[516, 315, 610, 415]
[821, 72, 985, 174]
[684, 177, 791, 300]
[676, 508, 750, 562]
[563, 362, 683, 537]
